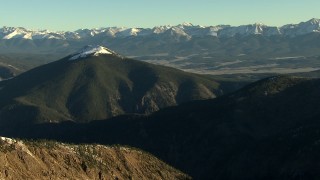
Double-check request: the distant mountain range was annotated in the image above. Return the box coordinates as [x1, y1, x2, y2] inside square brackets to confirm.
[1, 18, 319, 40]
[1, 18, 320, 81]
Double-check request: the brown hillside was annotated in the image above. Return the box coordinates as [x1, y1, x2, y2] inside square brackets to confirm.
[0, 137, 190, 180]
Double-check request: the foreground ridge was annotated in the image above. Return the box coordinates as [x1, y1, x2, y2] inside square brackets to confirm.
[0, 136, 190, 179]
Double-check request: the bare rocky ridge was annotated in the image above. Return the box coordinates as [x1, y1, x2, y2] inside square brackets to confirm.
[0, 63, 21, 80]
[0, 137, 190, 180]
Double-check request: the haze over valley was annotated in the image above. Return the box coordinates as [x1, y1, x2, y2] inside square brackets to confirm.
[1, 18, 320, 80]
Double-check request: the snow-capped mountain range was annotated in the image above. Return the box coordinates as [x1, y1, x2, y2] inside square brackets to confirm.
[1, 18, 319, 40]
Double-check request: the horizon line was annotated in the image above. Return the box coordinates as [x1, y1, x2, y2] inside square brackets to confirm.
[1, 17, 319, 32]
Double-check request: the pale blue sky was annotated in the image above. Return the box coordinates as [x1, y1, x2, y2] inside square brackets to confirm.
[1, 0, 319, 31]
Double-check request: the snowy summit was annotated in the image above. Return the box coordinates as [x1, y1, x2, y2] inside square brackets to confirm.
[69, 45, 118, 60]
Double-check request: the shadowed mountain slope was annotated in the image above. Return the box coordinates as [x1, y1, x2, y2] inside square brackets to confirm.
[3, 76, 320, 179]
[0, 46, 222, 124]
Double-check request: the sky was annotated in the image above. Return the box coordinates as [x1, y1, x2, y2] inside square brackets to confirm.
[1, 0, 320, 31]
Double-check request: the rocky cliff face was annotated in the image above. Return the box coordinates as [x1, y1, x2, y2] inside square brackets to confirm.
[0, 137, 189, 180]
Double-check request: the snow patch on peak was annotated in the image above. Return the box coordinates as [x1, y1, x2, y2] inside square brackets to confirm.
[153, 25, 172, 34]
[308, 18, 320, 25]
[180, 22, 194, 27]
[69, 45, 117, 60]
[253, 22, 265, 26]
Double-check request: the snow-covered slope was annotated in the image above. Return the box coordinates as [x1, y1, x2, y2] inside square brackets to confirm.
[69, 45, 119, 60]
[0, 18, 319, 40]
[0, 27, 66, 40]
[281, 18, 320, 36]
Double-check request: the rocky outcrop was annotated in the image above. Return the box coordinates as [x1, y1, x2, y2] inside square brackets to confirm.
[0, 137, 190, 180]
